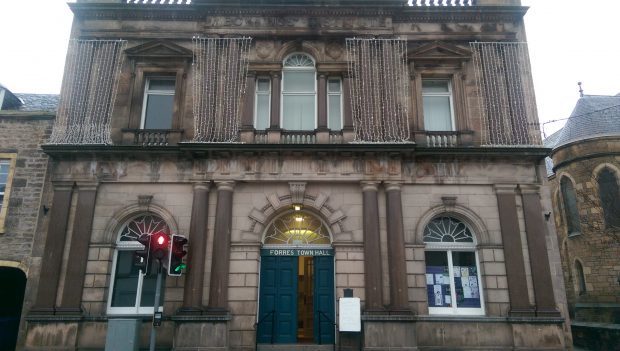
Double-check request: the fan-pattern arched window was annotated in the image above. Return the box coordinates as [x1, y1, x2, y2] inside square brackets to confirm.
[423, 216, 484, 316]
[264, 211, 331, 246]
[560, 176, 581, 236]
[108, 214, 170, 314]
[281, 53, 316, 131]
[597, 168, 620, 229]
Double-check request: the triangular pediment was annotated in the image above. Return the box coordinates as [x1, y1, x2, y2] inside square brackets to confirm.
[409, 41, 471, 61]
[125, 40, 193, 59]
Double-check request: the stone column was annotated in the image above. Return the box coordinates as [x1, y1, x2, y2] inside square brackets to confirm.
[179, 182, 210, 314]
[385, 182, 410, 312]
[520, 185, 561, 317]
[269, 72, 281, 129]
[30, 182, 74, 314]
[361, 181, 384, 311]
[495, 185, 535, 316]
[57, 182, 98, 314]
[317, 72, 327, 129]
[207, 181, 235, 312]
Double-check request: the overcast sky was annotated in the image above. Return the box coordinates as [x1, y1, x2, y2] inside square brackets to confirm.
[1, 0, 618, 136]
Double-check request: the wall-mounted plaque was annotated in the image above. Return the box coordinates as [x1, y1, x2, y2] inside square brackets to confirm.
[338, 297, 361, 332]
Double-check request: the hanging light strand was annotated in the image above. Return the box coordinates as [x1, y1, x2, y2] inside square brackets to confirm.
[470, 42, 541, 146]
[346, 38, 410, 143]
[49, 39, 126, 145]
[192, 37, 251, 143]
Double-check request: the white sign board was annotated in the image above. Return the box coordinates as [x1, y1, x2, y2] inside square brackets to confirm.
[338, 297, 361, 332]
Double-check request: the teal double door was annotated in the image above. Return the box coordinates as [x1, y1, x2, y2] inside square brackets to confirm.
[257, 254, 335, 344]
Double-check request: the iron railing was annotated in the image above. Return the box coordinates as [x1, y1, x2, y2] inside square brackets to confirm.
[317, 310, 336, 351]
[255, 309, 275, 351]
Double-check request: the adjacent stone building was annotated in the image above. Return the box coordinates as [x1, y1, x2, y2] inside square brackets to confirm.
[0, 84, 57, 350]
[546, 93, 620, 350]
[21, 0, 570, 350]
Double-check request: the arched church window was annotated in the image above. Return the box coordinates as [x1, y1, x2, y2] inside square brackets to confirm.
[560, 176, 581, 236]
[281, 53, 316, 131]
[423, 216, 484, 315]
[575, 260, 587, 295]
[108, 214, 170, 315]
[597, 168, 620, 229]
[264, 211, 331, 246]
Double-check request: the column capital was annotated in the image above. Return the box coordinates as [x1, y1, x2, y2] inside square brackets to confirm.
[518, 184, 540, 195]
[193, 182, 211, 192]
[215, 180, 235, 192]
[384, 181, 402, 192]
[360, 181, 380, 192]
[75, 181, 99, 191]
[52, 181, 75, 191]
[494, 184, 517, 194]
[270, 71, 281, 78]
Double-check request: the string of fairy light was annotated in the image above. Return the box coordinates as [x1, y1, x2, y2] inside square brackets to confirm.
[346, 38, 410, 143]
[192, 37, 251, 143]
[471, 42, 541, 146]
[50, 40, 126, 144]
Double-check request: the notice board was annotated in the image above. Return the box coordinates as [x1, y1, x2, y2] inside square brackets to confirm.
[338, 297, 361, 332]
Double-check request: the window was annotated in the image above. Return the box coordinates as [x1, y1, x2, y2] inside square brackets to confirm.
[255, 77, 271, 130]
[281, 53, 316, 130]
[423, 216, 484, 315]
[107, 214, 169, 315]
[327, 78, 342, 131]
[422, 79, 455, 131]
[141, 77, 176, 129]
[0, 156, 16, 234]
[560, 177, 581, 236]
[597, 168, 620, 228]
[575, 260, 586, 296]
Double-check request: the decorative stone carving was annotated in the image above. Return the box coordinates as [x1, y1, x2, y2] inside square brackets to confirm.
[289, 182, 307, 204]
[255, 40, 274, 59]
[325, 41, 343, 60]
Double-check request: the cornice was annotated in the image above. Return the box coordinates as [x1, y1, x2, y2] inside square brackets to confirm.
[69, 3, 527, 23]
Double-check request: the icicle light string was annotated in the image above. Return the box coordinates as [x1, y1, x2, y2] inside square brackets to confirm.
[346, 38, 410, 143]
[470, 42, 541, 146]
[49, 39, 126, 144]
[192, 37, 251, 143]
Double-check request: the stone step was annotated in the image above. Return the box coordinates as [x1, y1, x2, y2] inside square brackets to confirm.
[257, 344, 335, 351]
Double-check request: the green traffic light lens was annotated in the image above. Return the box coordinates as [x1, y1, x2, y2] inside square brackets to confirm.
[175, 264, 187, 272]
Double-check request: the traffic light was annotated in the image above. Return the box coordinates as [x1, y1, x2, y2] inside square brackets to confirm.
[133, 234, 151, 275]
[168, 234, 188, 276]
[151, 232, 170, 265]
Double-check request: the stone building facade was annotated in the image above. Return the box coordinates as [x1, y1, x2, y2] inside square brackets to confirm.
[0, 85, 56, 350]
[546, 94, 620, 350]
[21, 0, 570, 350]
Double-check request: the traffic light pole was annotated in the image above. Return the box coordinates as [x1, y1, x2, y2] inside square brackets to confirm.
[149, 260, 163, 351]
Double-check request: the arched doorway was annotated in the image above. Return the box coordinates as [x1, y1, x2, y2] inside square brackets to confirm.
[257, 210, 335, 344]
[0, 267, 27, 351]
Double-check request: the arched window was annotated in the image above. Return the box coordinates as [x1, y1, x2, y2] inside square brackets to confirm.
[263, 211, 331, 246]
[107, 214, 170, 315]
[423, 216, 484, 315]
[560, 176, 581, 236]
[597, 168, 620, 228]
[575, 260, 586, 296]
[281, 53, 316, 131]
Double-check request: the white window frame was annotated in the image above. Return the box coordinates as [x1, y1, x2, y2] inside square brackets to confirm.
[254, 76, 271, 130]
[422, 78, 456, 132]
[281, 53, 317, 131]
[140, 76, 176, 130]
[424, 245, 485, 316]
[327, 77, 343, 131]
[106, 215, 167, 316]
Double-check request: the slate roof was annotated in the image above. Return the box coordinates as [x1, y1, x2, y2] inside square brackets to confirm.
[14, 93, 60, 113]
[548, 95, 620, 149]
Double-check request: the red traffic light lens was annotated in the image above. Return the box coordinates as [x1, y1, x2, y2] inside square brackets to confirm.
[153, 233, 168, 247]
[157, 235, 165, 245]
